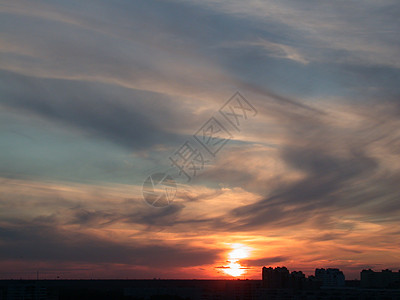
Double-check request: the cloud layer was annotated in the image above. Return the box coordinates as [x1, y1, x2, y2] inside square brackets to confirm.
[0, 0, 399, 280]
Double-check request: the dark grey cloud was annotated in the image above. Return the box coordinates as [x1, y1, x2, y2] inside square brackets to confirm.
[0, 217, 220, 267]
[226, 147, 394, 231]
[243, 256, 290, 267]
[0, 69, 182, 150]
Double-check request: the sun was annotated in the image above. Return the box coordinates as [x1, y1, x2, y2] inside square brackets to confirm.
[222, 244, 251, 277]
[223, 261, 244, 277]
[229, 247, 249, 260]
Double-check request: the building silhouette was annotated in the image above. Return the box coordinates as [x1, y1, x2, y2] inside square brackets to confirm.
[262, 267, 289, 289]
[361, 269, 400, 288]
[315, 268, 345, 287]
[262, 266, 320, 290]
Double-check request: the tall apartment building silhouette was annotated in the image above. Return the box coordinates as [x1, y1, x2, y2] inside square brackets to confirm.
[262, 266, 320, 290]
[315, 268, 345, 287]
[361, 269, 400, 288]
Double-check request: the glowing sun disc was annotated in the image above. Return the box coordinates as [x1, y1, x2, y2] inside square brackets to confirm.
[222, 244, 251, 277]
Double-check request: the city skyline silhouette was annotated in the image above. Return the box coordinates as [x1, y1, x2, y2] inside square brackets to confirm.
[0, 1, 399, 298]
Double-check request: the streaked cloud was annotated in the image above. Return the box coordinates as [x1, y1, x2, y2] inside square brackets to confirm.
[0, 0, 399, 280]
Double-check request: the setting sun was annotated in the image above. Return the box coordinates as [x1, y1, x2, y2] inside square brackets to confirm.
[222, 244, 251, 277]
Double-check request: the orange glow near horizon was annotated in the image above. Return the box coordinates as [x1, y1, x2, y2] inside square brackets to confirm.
[222, 244, 251, 277]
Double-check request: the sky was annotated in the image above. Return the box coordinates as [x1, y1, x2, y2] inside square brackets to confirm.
[0, 0, 400, 280]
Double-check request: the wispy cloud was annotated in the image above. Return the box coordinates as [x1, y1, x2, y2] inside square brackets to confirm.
[253, 39, 309, 64]
[183, 0, 400, 68]
[0, 0, 399, 280]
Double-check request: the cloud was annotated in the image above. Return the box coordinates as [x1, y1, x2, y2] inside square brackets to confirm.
[244, 256, 290, 267]
[0, 70, 184, 151]
[183, 0, 400, 68]
[249, 39, 309, 64]
[0, 0, 400, 280]
[0, 218, 220, 268]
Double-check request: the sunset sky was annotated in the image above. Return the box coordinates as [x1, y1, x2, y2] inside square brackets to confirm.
[1, 0, 400, 280]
